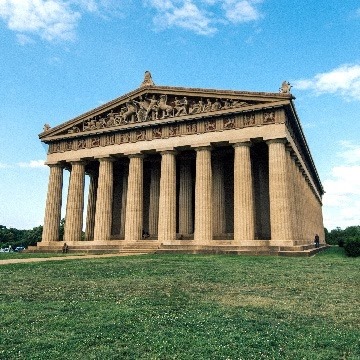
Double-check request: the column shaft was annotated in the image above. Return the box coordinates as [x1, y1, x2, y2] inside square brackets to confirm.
[119, 166, 128, 238]
[268, 139, 293, 241]
[124, 155, 143, 241]
[158, 151, 177, 242]
[64, 161, 86, 242]
[148, 162, 160, 236]
[233, 142, 255, 242]
[178, 160, 193, 235]
[42, 164, 63, 242]
[85, 172, 98, 241]
[93, 158, 114, 241]
[212, 154, 226, 235]
[194, 147, 213, 243]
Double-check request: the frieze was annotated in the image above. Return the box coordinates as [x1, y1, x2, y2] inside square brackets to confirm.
[205, 120, 216, 132]
[223, 118, 235, 129]
[48, 110, 279, 154]
[263, 111, 275, 124]
[244, 114, 255, 126]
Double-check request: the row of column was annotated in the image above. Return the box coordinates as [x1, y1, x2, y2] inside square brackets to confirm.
[42, 138, 324, 244]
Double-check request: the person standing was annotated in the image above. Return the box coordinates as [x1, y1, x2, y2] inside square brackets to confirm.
[314, 234, 320, 248]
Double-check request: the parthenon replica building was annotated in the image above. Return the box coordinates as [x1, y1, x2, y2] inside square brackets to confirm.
[37, 72, 325, 255]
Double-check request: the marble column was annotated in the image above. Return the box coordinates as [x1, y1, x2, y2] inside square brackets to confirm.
[124, 154, 144, 242]
[212, 154, 226, 236]
[85, 171, 98, 241]
[119, 165, 128, 239]
[42, 163, 63, 242]
[64, 161, 86, 242]
[148, 161, 160, 236]
[194, 146, 213, 244]
[93, 157, 114, 241]
[233, 142, 255, 242]
[178, 160, 193, 235]
[158, 150, 177, 243]
[267, 139, 293, 242]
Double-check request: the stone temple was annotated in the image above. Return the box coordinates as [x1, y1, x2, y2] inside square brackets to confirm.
[35, 72, 325, 255]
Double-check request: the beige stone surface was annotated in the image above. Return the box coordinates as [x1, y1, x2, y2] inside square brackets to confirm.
[39, 75, 325, 252]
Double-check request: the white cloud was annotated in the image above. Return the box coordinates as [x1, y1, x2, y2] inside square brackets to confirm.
[0, 0, 81, 42]
[18, 160, 46, 168]
[149, 0, 216, 35]
[0, 163, 11, 169]
[146, 0, 263, 35]
[293, 64, 360, 101]
[322, 141, 360, 229]
[0, 0, 264, 41]
[222, 0, 262, 23]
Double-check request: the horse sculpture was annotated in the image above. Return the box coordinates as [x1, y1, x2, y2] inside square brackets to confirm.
[158, 95, 173, 118]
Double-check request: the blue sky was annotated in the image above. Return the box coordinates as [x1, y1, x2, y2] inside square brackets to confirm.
[0, 0, 359, 231]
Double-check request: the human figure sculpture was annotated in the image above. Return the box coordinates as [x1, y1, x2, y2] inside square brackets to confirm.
[279, 81, 292, 94]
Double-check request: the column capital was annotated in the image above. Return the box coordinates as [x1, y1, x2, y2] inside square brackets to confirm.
[45, 162, 64, 168]
[266, 138, 287, 145]
[160, 149, 177, 156]
[232, 141, 252, 148]
[126, 153, 145, 159]
[193, 145, 212, 152]
[96, 156, 116, 163]
[68, 159, 87, 166]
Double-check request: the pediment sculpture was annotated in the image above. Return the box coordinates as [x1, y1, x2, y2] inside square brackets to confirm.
[66, 93, 256, 135]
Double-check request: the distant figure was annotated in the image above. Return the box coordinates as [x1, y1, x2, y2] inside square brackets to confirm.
[279, 81, 292, 94]
[314, 234, 320, 248]
[62, 243, 69, 253]
[142, 230, 150, 239]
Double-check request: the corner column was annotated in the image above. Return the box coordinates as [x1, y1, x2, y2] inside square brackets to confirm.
[158, 150, 177, 243]
[42, 163, 64, 242]
[233, 141, 255, 242]
[194, 146, 213, 244]
[93, 157, 114, 241]
[267, 139, 293, 243]
[124, 154, 144, 242]
[64, 160, 86, 242]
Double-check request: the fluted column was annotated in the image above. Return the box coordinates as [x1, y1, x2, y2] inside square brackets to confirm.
[194, 146, 213, 244]
[233, 142, 255, 242]
[42, 163, 63, 242]
[124, 154, 144, 242]
[148, 161, 160, 236]
[64, 161, 86, 242]
[178, 160, 193, 235]
[286, 148, 298, 241]
[158, 150, 177, 243]
[85, 171, 98, 241]
[93, 157, 114, 241]
[212, 154, 226, 236]
[267, 139, 293, 242]
[119, 165, 128, 238]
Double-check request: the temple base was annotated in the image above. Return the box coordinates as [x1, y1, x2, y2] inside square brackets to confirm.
[28, 240, 329, 257]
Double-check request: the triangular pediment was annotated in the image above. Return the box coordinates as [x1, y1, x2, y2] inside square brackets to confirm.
[40, 83, 292, 142]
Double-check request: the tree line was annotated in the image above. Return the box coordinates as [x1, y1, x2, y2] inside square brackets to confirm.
[0, 219, 65, 250]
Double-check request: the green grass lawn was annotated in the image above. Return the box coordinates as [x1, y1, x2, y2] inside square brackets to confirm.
[0, 252, 70, 260]
[0, 247, 359, 359]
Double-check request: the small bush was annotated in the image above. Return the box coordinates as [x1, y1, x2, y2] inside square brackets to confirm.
[344, 237, 360, 257]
